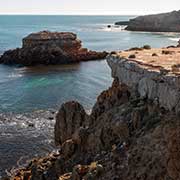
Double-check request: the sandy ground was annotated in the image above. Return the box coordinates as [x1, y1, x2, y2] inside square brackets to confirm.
[116, 47, 180, 75]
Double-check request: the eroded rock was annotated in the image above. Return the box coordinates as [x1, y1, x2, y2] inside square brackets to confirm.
[55, 101, 88, 145]
[0, 31, 108, 66]
[125, 10, 180, 32]
[107, 47, 180, 114]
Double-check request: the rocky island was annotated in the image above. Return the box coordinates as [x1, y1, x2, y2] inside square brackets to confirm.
[3, 43, 180, 180]
[116, 10, 180, 32]
[0, 31, 107, 66]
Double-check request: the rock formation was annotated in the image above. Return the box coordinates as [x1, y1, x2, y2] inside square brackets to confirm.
[0, 31, 107, 66]
[114, 21, 129, 26]
[124, 10, 180, 32]
[107, 46, 180, 114]
[2, 45, 180, 180]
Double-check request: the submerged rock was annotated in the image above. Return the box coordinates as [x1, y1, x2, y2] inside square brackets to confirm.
[0, 31, 108, 66]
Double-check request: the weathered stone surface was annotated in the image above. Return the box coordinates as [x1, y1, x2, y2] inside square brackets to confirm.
[55, 101, 88, 145]
[0, 31, 108, 66]
[5, 79, 180, 180]
[4, 46, 180, 180]
[125, 10, 180, 32]
[107, 47, 180, 114]
[91, 78, 130, 120]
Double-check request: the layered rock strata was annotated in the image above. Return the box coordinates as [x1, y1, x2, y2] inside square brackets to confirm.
[0, 31, 107, 66]
[107, 47, 180, 114]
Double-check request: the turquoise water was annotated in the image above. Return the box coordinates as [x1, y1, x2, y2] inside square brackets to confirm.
[0, 15, 180, 176]
[0, 15, 179, 113]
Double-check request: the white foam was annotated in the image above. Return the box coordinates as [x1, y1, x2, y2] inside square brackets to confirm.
[168, 37, 179, 42]
[99, 25, 126, 32]
[8, 73, 23, 79]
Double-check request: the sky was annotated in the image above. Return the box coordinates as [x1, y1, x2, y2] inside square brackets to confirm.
[0, 0, 180, 15]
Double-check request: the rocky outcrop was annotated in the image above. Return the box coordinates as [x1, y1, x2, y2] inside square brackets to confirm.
[107, 47, 180, 114]
[6, 78, 180, 180]
[3, 46, 180, 180]
[125, 10, 180, 32]
[114, 21, 129, 26]
[54, 101, 89, 145]
[0, 31, 107, 66]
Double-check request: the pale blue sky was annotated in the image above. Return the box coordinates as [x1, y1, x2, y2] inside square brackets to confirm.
[0, 0, 180, 15]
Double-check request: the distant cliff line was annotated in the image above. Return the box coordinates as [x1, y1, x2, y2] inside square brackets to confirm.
[116, 10, 180, 32]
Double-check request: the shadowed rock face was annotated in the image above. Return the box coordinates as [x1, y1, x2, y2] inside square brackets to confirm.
[125, 10, 180, 32]
[6, 79, 180, 180]
[54, 101, 89, 146]
[0, 31, 108, 66]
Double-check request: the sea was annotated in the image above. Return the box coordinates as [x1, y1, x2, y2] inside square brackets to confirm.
[0, 15, 179, 176]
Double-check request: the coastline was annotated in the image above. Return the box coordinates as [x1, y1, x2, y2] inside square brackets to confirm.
[0, 15, 180, 179]
[3, 45, 180, 179]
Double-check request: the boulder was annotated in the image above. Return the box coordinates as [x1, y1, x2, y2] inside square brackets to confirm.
[0, 31, 108, 66]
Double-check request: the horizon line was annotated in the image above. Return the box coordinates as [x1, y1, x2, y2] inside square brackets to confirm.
[0, 14, 138, 16]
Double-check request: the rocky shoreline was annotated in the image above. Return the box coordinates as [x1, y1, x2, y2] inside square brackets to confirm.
[2, 42, 180, 180]
[0, 31, 107, 66]
[116, 10, 180, 32]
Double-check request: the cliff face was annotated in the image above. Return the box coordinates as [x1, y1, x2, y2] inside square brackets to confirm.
[6, 79, 180, 180]
[125, 10, 180, 32]
[107, 47, 180, 114]
[3, 46, 180, 180]
[0, 31, 107, 66]
[22, 32, 82, 52]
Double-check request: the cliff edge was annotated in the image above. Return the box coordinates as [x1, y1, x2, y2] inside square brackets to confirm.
[107, 46, 180, 114]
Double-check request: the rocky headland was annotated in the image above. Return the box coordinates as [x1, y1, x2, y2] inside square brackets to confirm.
[0, 31, 107, 66]
[116, 10, 180, 32]
[2, 44, 180, 180]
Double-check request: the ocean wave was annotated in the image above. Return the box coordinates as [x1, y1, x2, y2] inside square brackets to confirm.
[8, 73, 23, 79]
[97, 25, 126, 32]
[168, 37, 179, 42]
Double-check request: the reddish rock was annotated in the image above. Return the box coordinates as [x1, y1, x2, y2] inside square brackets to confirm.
[54, 101, 88, 145]
[91, 78, 130, 120]
[0, 31, 108, 66]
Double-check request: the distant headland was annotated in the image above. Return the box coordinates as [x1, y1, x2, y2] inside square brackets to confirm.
[115, 10, 180, 32]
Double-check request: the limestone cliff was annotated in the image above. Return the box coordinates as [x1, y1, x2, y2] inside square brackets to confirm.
[107, 47, 180, 114]
[125, 10, 180, 32]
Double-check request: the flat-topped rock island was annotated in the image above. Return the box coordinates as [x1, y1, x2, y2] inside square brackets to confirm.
[0, 31, 107, 66]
